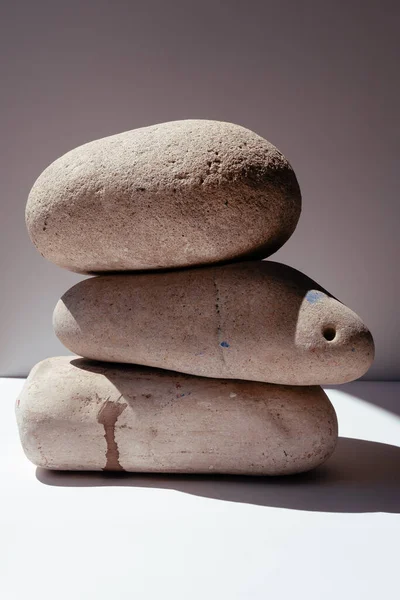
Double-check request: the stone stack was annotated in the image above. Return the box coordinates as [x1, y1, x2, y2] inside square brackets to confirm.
[16, 120, 374, 475]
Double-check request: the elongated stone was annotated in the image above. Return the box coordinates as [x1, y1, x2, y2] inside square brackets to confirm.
[16, 357, 338, 474]
[53, 261, 374, 385]
[25, 120, 301, 273]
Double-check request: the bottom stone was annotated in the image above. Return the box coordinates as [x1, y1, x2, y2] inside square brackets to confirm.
[16, 357, 338, 475]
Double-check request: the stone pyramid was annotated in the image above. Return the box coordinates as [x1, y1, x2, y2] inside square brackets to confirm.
[16, 120, 374, 475]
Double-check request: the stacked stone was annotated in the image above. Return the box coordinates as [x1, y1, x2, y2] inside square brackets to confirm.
[16, 120, 374, 475]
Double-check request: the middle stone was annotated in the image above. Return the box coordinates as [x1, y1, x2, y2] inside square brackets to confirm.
[53, 261, 374, 385]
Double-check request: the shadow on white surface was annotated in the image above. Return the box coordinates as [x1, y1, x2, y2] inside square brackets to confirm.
[36, 436, 400, 513]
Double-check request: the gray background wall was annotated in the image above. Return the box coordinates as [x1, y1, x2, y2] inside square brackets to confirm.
[0, 0, 398, 379]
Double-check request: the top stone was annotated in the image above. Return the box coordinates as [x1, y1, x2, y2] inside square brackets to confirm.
[25, 120, 301, 273]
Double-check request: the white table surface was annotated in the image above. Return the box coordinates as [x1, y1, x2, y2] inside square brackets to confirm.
[1, 378, 399, 600]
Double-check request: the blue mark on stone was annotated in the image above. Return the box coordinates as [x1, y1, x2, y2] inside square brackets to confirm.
[220, 341, 230, 348]
[351, 348, 355, 352]
[176, 391, 192, 399]
[306, 290, 325, 304]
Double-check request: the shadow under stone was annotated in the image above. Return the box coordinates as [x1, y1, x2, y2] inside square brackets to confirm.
[36, 436, 400, 514]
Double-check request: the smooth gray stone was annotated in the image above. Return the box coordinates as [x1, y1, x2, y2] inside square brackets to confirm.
[53, 261, 375, 385]
[25, 120, 301, 273]
[16, 357, 338, 475]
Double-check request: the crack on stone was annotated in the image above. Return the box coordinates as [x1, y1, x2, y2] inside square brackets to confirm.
[34, 432, 49, 467]
[97, 397, 127, 471]
[213, 276, 230, 376]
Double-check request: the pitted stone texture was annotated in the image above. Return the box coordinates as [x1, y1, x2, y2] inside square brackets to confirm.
[25, 120, 301, 273]
[16, 357, 338, 474]
[53, 261, 375, 385]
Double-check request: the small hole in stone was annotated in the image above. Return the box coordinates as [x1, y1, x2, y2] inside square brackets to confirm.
[323, 326, 336, 341]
